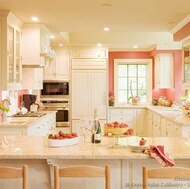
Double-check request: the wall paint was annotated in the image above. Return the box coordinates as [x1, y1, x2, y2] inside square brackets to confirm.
[173, 22, 190, 41]
[109, 50, 186, 103]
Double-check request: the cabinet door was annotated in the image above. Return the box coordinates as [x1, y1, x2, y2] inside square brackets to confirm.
[136, 109, 147, 136]
[147, 111, 153, 136]
[43, 51, 70, 80]
[7, 23, 22, 90]
[55, 51, 70, 80]
[22, 68, 43, 89]
[154, 53, 173, 88]
[160, 116, 167, 136]
[72, 70, 107, 120]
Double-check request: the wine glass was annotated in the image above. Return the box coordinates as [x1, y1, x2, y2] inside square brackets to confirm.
[91, 120, 98, 144]
[80, 117, 88, 142]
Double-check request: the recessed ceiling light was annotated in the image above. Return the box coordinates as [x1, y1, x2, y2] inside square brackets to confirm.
[59, 44, 63, 47]
[133, 45, 138, 48]
[31, 17, 39, 22]
[104, 27, 109, 31]
[50, 35, 55, 39]
[97, 43, 102, 47]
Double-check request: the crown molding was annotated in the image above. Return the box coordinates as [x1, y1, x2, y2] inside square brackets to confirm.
[170, 14, 190, 34]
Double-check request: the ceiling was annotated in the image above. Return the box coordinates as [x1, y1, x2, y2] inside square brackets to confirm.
[0, 0, 190, 51]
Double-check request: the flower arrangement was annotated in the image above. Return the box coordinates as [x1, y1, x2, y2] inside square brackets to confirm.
[0, 103, 9, 113]
[109, 91, 115, 103]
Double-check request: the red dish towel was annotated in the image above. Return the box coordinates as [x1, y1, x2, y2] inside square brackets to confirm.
[146, 145, 175, 167]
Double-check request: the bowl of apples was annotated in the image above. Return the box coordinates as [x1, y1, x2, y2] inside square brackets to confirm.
[48, 131, 79, 147]
[181, 105, 190, 116]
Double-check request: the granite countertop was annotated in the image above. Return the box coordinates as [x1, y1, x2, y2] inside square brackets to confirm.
[0, 136, 190, 160]
[0, 111, 56, 128]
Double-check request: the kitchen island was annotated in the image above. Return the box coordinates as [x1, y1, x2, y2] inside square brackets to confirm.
[1, 135, 190, 189]
[0, 111, 56, 136]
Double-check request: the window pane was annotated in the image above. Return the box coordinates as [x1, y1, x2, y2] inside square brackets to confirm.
[118, 78, 127, 89]
[118, 65, 127, 76]
[138, 65, 146, 77]
[128, 65, 136, 77]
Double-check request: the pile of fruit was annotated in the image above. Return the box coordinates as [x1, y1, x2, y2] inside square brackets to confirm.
[139, 138, 147, 146]
[48, 131, 78, 140]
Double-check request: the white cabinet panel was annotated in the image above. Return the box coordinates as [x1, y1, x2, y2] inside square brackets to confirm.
[154, 53, 174, 89]
[22, 68, 43, 89]
[0, 11, 23, 90]
[43, 50, 70, 80]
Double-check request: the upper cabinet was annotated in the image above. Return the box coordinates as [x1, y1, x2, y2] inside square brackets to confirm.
[154, 53, 174, 89]
[182, 40, 190, 88]
[0, 11, 24, 90]
[21, 24, 55, 67]
[43, 50, 70, 80]
[71, 48, 108, 59]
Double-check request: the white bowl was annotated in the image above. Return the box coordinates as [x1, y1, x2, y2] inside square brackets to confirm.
[48, 136, 79, 148]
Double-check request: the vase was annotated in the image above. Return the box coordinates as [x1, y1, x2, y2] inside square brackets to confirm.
[109, 101, 114, 106]
[132, 96, 140, 105]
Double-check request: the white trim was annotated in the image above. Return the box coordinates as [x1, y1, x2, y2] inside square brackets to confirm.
[170, 14, 190, 34]
[114, 59, 152, 105]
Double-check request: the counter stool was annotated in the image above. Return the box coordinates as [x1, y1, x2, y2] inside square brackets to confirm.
[0, 165, 28, 189]
[143, 166, 190, 189]
[54, 165, 110, 189]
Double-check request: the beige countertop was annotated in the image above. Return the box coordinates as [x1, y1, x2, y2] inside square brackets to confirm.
[1, 136, 190, 160]
[0, 111, 56, 128]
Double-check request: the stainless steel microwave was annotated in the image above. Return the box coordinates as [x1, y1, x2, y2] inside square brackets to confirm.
[41, 81, 69, 98]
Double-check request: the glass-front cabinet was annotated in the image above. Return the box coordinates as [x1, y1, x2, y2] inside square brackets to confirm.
[0, 11, 23, 90]
[8, 23, 22, 89]
[182, 40, 190, 88]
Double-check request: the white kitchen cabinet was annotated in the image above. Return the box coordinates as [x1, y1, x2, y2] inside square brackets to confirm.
[0, 112, 56, 136]
[147, 110, 153, 136]
[22, 67, 43, 89]
[136, 109, 147, 136]
[0, 11, 24, 90]
[154, 53, 174, 89]
[108, 108, 136, 133]
[71, 58, 107, 133]
[152, 112, 161, 137]
[21, 24, 55, 67]
[71, 48, 108, 59]
[43, 50, 70, 80]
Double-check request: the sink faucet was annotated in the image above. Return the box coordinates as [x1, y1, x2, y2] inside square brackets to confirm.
[1, 98, 11, 106]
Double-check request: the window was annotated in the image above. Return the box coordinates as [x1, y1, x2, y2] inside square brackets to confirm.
[114, 59, 152, 104]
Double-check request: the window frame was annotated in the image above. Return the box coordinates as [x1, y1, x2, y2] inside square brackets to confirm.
[114, 59, 152, 105]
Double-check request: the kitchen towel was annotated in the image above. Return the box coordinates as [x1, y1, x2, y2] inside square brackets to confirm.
[145, 145, 175, 167]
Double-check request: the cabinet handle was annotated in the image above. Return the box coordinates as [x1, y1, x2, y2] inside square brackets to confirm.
[103, 92, 106, 105]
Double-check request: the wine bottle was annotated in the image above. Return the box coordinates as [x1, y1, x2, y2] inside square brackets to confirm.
[91, 108, 101, 143]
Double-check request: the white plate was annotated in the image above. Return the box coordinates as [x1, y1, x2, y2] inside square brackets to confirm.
[48, 137, 79, 148]
[128, 142, 149, 152]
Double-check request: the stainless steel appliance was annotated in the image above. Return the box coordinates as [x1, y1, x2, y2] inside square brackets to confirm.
[42, 100, 69, 127]
[23, 94, 37, 112]
[41, 81, 69, 98]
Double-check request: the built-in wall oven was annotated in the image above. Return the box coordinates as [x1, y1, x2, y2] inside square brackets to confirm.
[42, 100, 69, 127]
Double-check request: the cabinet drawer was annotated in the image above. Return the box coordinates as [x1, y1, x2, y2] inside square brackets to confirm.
[109, 109, 134, 116]
[109, 116, 134, 123]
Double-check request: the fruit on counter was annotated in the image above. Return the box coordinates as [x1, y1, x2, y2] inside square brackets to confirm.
[182, 105, 190, 110]
[124, 128, 133, 136]
[139, 138, 146, 146]
[48, 131, 78, 140]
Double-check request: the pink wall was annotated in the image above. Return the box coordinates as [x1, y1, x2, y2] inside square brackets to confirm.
[173, 22, 190, 41]
[108, 49, 186, 103]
